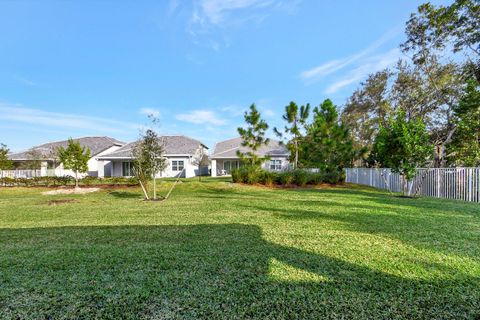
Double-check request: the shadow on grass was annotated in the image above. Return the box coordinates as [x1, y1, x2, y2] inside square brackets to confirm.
[107, 191, 142, 199]
[0, 224, 479, 319]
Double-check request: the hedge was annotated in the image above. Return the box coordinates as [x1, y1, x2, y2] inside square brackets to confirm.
[0, 176, 139, 187]
[231, 167, 345, 186]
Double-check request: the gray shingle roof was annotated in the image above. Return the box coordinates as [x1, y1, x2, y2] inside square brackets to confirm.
[97, 135, 207, 159]
[211, 137, 289, 159]
[8, 136, 125, 160]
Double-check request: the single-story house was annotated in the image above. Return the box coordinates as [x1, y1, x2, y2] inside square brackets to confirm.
[8, 136, 124, 177]
[97, 135, 209, 178]
[210, 137, 290, 176]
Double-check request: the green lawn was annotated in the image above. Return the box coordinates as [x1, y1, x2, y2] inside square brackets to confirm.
[1, 178, 479, 319]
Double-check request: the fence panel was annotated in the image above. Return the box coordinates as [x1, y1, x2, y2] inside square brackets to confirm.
[344, 167, 480, 203]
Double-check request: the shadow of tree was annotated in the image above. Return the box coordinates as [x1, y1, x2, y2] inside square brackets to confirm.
[1, 224, 479, 319]
[108, 191, 142, 199]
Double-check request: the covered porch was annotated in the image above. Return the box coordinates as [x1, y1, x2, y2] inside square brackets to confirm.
[211, 159, 243, 177]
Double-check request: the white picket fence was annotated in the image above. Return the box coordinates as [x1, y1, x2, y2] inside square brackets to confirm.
[345, 167, 480, 203]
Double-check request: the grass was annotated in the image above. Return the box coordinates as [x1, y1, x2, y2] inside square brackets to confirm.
[0, 178, 479, 319]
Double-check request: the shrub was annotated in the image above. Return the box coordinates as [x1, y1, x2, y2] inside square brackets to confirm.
[307, 172, 324, 185]
[322, 170, 345, 184]
[278, 171, 294, 185]
[260, 171, 276, 186]
[293, 169, 308, 186]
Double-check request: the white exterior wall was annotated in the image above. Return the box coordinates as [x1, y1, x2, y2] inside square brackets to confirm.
[109, 156, 200, 178]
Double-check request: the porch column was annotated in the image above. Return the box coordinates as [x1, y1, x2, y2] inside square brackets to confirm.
[211, 159, 217, 177]
[40, 161, 48, 176]
[97, 160, 105, 178]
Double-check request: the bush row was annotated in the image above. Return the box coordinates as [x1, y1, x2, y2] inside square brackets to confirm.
[0, 176, 139, 187]
[231, 167, 344, 186]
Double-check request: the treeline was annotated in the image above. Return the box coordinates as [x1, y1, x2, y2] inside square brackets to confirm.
[235, 0, 479, 186]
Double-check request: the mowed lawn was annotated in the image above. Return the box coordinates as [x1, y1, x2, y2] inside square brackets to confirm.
[1, 178, 479, 319]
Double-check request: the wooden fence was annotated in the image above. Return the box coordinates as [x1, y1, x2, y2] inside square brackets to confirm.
[344, 167, 480, 203]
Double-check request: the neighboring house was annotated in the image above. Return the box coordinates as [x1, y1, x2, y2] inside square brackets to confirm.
[97, 135, 209, 178]
[210, 137, 290, 176]
[8, 136, 124, 177]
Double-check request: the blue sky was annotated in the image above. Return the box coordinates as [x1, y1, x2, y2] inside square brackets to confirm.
[0, 0, 448, 152]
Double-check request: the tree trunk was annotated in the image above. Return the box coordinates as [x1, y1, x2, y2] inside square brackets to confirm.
[75, 170, 79, 189]
[153, 173, 156, 200]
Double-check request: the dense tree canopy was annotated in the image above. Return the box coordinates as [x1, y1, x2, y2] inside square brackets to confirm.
[300, 99, 354, 173]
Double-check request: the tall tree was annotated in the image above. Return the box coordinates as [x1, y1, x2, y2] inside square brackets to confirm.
[237, 104, 270, 167]
[274, 101, 310, 169]
[0, 143, 14, 170]
[370, 111, 433, 196]
[301, 99, 355, 173]
[341, 70, 392, 153]
[448, 79, 480, 166]
[57, 138, 91, 188]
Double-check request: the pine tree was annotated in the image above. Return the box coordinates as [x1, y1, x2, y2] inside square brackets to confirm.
[237, 104, 270, 167]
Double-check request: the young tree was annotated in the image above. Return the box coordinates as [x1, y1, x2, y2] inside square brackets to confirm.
[448, 79, 480, 166]
[57, 138, 91, 188]
[237, 104, 270, 167]
[301, 99, 355, 174]
[370, 111, 433, 196]
[274, 101, 310, 169]
[132, 129, 167, 200]
[0, 143, 14, 170]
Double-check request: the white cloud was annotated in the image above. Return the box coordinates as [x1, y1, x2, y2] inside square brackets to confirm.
[14, 75, 38, 86]
[193, 0, 277, 26]
[220, 104, 246, 116]
[324, 48, 402, 94]
[0, 104, 140, 134]
[176, 110, 226, 125]
[299, 28, 402, 83]
[139, 107, 161, 118]
[186, 0, 300, 50]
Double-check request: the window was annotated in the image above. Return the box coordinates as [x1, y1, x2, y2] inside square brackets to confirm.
[172, 160, 184, 171]
[122, 162, 133, 176]
[270, 160, 282, 170]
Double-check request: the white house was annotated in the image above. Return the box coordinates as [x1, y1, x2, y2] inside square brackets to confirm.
[210, 137, 290, 176]
[8, 136, 124, 177]
[97, 135, 209, 178]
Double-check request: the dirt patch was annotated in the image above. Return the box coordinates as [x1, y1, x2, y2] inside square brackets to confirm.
[47, 199, 79, 206]
[42, 188, 100, 195]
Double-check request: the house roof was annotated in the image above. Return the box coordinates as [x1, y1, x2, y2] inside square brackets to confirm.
[8, 136, 125, 161]
[97, 135, 207, 159]
[211, 137, 289, 159]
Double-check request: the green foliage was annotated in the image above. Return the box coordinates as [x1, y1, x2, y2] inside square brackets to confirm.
[277, 171, 294, 185]
[57, 138, 91, 188]
[132, 128, 167, 199]
[301, 99, 355, 173]
[259, 170, 276, 186]
[292, 169, 308, 186]
[403, 0, 480, 61]
[448, 79, 480, 166]
[370, 111, 433, 182]
[0, 143, 13, 170]
[237, 104, 270, 167]
[274, 101, 310, 168]
[0, 176, 139, 187]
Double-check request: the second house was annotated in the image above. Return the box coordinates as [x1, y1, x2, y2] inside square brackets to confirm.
[97, 135, 208, 178]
